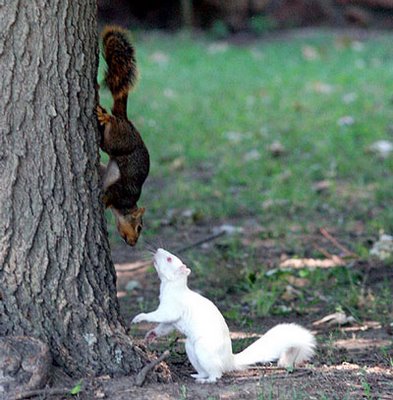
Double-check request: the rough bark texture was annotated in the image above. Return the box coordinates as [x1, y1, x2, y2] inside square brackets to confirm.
[0, 0, 145, 377]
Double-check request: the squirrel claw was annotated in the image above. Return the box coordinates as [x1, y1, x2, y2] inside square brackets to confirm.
[102, 193, 111, 208]
[145, 330, 157, 342]
[96, 105, 111, 125]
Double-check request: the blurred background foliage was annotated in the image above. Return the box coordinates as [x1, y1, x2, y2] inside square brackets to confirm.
[98, 0, 393, 33]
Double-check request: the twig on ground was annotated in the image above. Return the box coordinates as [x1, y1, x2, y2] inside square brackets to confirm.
[234, 368, 314, 382]
[320, 228, 358, 258]
[115, 231, 226, 272]
[263, 369, 314, 380]
[175, 230, 226, 253]
[313, 243, 337, 259]
[134, 350, 170, 387]
[11, 387, 75, 400]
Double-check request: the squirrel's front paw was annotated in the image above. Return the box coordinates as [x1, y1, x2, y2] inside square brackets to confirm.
[102, 192, 111, 208]
[132, 313, 146, 324]
[96, 105, 111, 126]
[145, 329, 157, 342]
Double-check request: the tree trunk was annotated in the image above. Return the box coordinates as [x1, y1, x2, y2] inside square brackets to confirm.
[180, 0, 194, 28]
[0, 0, 146, 377]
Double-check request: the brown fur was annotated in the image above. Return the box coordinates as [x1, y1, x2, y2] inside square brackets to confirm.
[98, 27, 150, 247]
[102, 26, 138, 118]
[115, 207, 145, 246]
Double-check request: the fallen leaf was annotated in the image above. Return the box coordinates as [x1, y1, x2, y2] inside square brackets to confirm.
[246, 96, 256, 107]
[262, 199, 290, 210]
[337, 116, 355, 127]
[276, 305, 292, 314]
[342, 92, 357, 104]
[281, 285, 302, 301]
[277, 170, 292, 182]
[169, 157, 185, 172]
[302, 45, 319, 61]
[313, 81, 334, 94]
[351, 41, 364, 52]
[366, 140, 393, 159]
[286, 276, 310, 288]
[150, 51, 169, 64]
[163, 88, 176, 98]
[280, 256, 345, 269]
[243, 149, 261, 162]
[355, 59, 366, 69]
[125, 280, 141, 292]
[225, 131, 246, 143]
[181, 208, 204, 223]
[208, 42, 229, 54]
[313, 311, 355, 326]
[268, 141, 286, 157]
[212, 224, 244, 235]
[251, 49, 264, 60]
[94, 389, 106, 399]
[70, 381, 83, 395]
[370, 234, 393, 260]
[312, 180, 332, 194]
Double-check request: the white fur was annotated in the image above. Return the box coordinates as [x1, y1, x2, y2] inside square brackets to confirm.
[132, 249, 316, 383]
[101, 159, 121, 190]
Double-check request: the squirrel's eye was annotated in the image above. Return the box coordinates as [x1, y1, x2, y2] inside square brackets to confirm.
[137, 225, 142, 234]
[167, 257, 172, 263]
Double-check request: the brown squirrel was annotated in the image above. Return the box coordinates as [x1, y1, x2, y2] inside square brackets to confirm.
[97, 26, 150, 246]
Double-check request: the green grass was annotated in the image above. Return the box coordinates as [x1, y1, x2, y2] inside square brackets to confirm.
[99, 31, 393, 232]
[100, 30, 393, 325]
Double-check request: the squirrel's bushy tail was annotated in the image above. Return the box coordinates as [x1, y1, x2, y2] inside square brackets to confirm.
[102, 26, 137, 118]
[233, 323, 315, 369]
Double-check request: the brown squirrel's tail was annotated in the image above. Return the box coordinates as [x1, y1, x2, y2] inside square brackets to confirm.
[102, 26, 137, 118]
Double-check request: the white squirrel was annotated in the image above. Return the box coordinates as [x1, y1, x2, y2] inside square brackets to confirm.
[132, 248, 316, 383]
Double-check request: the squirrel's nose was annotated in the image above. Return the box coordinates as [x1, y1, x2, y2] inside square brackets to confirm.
[126, 237, 137, 246]
[122, 235, 135, 246]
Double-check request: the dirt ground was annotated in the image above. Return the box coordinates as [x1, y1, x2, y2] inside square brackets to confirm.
[7, 218, 392, 400]
[100, 218, 393, 400]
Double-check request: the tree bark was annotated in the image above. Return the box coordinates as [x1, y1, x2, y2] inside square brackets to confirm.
[0, 0, 145, 377]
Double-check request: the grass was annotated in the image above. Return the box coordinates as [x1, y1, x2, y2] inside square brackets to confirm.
[99, 30, 393, 231]
[99, 30, 393, 325]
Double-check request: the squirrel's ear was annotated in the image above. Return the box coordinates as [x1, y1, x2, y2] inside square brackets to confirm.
[131, 207, 145, 218]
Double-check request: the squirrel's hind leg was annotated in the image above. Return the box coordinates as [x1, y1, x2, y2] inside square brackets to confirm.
[187, 340, 222, 383]
[102, 160, 121, 190]
[185, 340, 209, 380]
[196, 376, 220, 383]
[99, 163, 107, 180]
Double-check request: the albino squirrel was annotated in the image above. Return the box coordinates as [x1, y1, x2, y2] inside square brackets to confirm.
[132, 249, 316, 383]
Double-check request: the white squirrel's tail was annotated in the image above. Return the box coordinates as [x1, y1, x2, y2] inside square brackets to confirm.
[233, 323, 316, 369]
